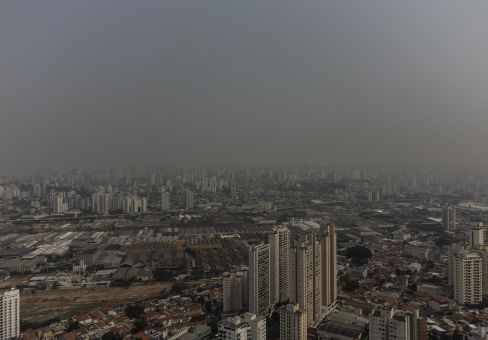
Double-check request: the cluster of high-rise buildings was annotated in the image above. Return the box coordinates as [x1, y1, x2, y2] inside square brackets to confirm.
[222, 223, 337, 340]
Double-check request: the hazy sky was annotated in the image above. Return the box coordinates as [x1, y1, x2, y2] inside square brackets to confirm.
[1, 1, 488, 169]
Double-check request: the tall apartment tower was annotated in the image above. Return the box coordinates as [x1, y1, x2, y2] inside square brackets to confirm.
[184, 189, 194, 210]
[268, 225, 290, 305]
[442, 206, 456, 231]
[53, 195, 65, 214]
[469, 224, 485, 249]
[161, 191, 171, 211]
[289, 234, 322, 326]
[279, 304, 307, 340]
[0, 288, 20, 340]
[223, 267, 249, 313]
[449, 245, 483, 305]
[249, 244, 271, 316]
[319, 223, 337, 308]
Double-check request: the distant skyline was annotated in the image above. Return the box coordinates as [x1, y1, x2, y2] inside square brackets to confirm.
[2, 1, 488, 170]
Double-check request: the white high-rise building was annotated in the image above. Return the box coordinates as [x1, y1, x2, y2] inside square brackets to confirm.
[268, 225, 290, 305]
[100, 193, 112, 215]
[369, 308, 420, 340]
[0, 288, 20, 340]
[249, 244, 270, 316]
[442, 206, 456, 231]
[279, 304, 307, 340]
[289, 233, 322, 326]
[161, 191, 171, 211]
[122, 196, 147, 214]
[53, 195, 66, 214]
[223, 268, 248, 313]
[217, 313, 266, 340]
[449, 245, 483, 305]
[319, 223, 337, 308]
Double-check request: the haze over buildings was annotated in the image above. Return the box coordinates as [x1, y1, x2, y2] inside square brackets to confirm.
[3, 1, 488, 340]
[2, 1, 488, 169]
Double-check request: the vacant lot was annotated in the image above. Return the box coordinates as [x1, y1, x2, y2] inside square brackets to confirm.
[21, 283, 171, 323]
[0, 275, 29, 289]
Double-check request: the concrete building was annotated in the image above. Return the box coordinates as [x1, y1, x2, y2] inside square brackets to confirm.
[289, 233, 322, 326]
[249, 244, 270, 316]
[469, 224, 485, 249]
[161, 191, 171, 211]
[268, 225, 290, 305]
[449, 245, 483, 305]
[184, 189, 194, 210]
[53, 195, 66, 214]
[279, 304, 307, 340]
[223, 268, 248, 313]
[317, 311, 368, 340]
[0, 288, 20, 340]
[442, 206, 456, 231]
[217, 313, 266, 340]
[319, 223, 337, 308]
[369, 308, 420, 340]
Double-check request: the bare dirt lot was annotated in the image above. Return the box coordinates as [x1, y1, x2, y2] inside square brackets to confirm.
[0, 275, 29, 289]
[21, 283, 172, 323]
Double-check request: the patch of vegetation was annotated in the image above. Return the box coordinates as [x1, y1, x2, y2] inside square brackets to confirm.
[344, 246, 372, 266]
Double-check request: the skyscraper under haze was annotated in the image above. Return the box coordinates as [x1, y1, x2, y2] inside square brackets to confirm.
[161, 191, 171, 211]
[319, 223, 337, 308]
[268, 225, 290, 305]
[289, 233, 322, 326]
[442, 206, 456, 231]
[184, 189, 194, 210]
[249, 243, 271, 316]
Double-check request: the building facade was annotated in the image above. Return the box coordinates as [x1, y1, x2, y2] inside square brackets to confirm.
[0, 288, 20, 340]
[249, 244, 270, 316]
[280, 304, 307, 340]
[268, 225, 290, 305]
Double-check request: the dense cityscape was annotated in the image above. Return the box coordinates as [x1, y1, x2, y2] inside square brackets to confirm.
[3, 1, 488, 339]
[1, 167, 488, 339]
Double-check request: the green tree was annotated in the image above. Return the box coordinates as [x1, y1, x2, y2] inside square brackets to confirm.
[344, 246, 372, 266]
[66, 319, 80, 332]
[102, 331, 123, 340]
[342, 276, 360, 292]
[125, 304, 144, 319]
[131, 317, 147, 334]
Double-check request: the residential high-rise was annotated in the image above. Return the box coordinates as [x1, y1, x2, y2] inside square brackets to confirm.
[442, 206, 456, 231]
[223, 267, 249, 313]
[449, 245, 483, 305]
[319, 223, 337, 308]
[289, 234, 322, 326]
[268, 225, 290, 305]
[53, 195, 66, 214]
[184, 189, 194, 210]
[0, 288, 20, 340]
[369, 307, 421, 340]
[279, 304, 307, 340]
[249, 244, 270, 316]
[100, 193, 112, 215]
[217, 313, 266, 340]
[161, 191, 171, 211]
[469, 224, 485, 249]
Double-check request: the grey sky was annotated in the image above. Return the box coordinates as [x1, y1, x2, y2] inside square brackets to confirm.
[1, 0, 488, 169]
